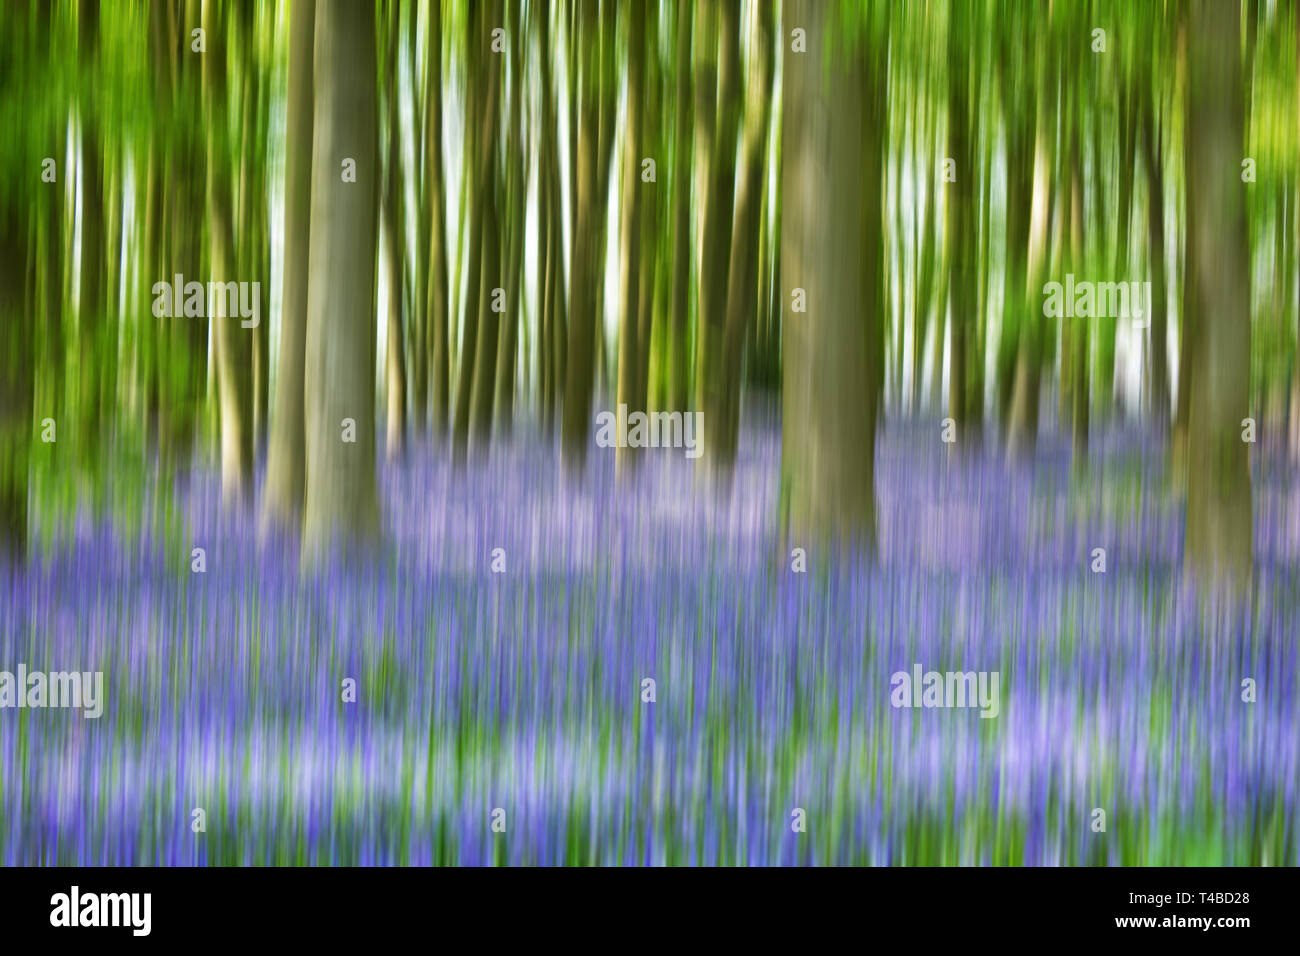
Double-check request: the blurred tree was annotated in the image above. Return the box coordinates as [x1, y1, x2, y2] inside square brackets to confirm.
[261, 0, 315, 537]
[1184, 0, 1253, 593]
[780, 0, 884, 551]
[382, 0, 408, 460]
[715, 0, 775, 472]
[204, 0, 254, 505]
[614, 0, 647, 477]
[695, 0, 740, 468]
[302, 0, 381, 560]
[424, 0, 451, 438]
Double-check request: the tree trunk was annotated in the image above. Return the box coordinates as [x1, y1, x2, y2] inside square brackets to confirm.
[1140, 80, 1171, 429]
[715, 0, 774, 471]
[425, 0, 451, 437]
[0, 203, 32, 561]
[382, 0, 407, 460]
[780, 0, 882, 551]
[495, 6, 526, 438]
[696, 0, 741, 466]
[614, 0, 647, 477]
[561, 0, 603, 471]
[261, 0, 314, 536]
[302, 0, 381, 561]
[451, 2, 501, 465]
[203, 0, 254, 506]
[945, 0, 976, 452]
[467, 2, 504, 454]
[1184, 0, 1252, 595]
[78, 0, 105, 467]
[668, 0, 693, 415]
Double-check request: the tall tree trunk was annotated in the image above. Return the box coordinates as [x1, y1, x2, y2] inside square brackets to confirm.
[495, 4, 526, 438]
[204, 0, 254, 506]
[1290, 7, 1300, 461]
[467, 1, 504, 454]
[1140, 79, 1171, 429]
[468, 168, 502, 449]
[1068, 142, 1089, 461]
[945, 0, 976, 452]
[715, 0, 774, 471]
[614, 0, 647, 477]
[382, 0, 407, 460]
[1184, 0, 1252, 595]
[78, 0, 105, 469]
[561, 0, 603, 471]
[425, 0, 451, 437]
[261, 0, 314, 536]
[780, 0, 882, 551]
[696, 0, 741, 465]
[912, 84, 938, 413]
[302, 0, 381, 560]
[0, 203, 32, 561]
[1006, 51, 1052, 459]
[1172, 21, 1194, 478]
[668, 0, 693, 415]
[537, 4, 565, 435]
[451, 2, 500, 464]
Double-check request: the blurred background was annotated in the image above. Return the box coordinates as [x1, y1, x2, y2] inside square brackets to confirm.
[0, 0, 1296, 864]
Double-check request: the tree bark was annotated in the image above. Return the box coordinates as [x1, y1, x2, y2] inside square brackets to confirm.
[1140, 79, 1171, 429]
[1184, 0, 1252, 595]
[261, 0, 314, 536]
[302, 0, 382, 561]
[614, 0, 647, 477]
[715, 0, 774, 471]
[203, 0, 254, 506]
[425, 0, 451, 437]
[696, 0, 741, 466]
[561, 0, 603, 471]
[668, 0, 693, 415]
[382, 0, 407, 460]
[780, 0, 882, 551]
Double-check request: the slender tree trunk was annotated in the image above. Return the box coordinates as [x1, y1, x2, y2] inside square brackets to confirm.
[495, 4, 526, 438]
[614, 0, 647, 477]
[537, 5, 564, 435]
[1290, 9, 1300, 461]
[425, 0, 451, 437]
[467, 1, 504, 453]
[1069, 144, 1089, 461]
[302, 0, 381, 561]
[1006, 53, 1052, 459]
[0, 203, 32, 561]
[945, 0, 976, 452]
[78, 0, 105, 468]
[1140, 82, 1171, 429]
[561, 0, 603, 470]
[468, 169, 502, 449]
[382, 0, 407, 460]
[1184, 0, 1252, 595]
[696, 0, 741, 465]
[451, 2, 500, 464]
[204, 0, 254, 506]
[261, 0, 314, 536]
[409, 1, 429, 433]
[780, 0, 882, 551]
[715, 0, 774, 471]
[668, 0, 693, 415]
